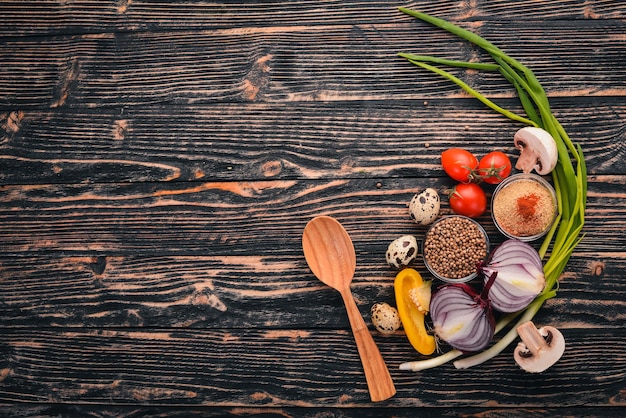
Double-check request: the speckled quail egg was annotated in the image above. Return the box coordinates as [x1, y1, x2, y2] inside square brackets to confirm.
[370, 302, 401, 335]
[409, 188, 440, 225]
[386, 235, 418, 270]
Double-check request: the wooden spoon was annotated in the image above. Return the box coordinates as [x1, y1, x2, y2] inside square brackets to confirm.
[302, 215, 396, 402]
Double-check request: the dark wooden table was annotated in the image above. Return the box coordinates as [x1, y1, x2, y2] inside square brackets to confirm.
[1, 1, 625, 416]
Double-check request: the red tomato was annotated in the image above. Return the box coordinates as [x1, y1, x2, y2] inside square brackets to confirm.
[441, 148, 479, 183]
[478, 151, 512, 184]
[449, 183, 487, 218]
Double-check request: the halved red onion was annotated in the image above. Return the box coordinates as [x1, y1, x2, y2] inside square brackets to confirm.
[430, 282, 495, 353]
[480, 239, 545, 313]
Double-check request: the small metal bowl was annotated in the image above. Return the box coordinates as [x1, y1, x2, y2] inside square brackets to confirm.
[422, 215, 490, 283]
[491, 173, 558, 242]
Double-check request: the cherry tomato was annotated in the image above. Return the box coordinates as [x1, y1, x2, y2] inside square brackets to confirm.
[478, 151, 512, 184]
[441, 148, 479, 183]
[449, 183, 487, 218]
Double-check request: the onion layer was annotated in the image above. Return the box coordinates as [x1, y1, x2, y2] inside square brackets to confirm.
[480, 239, 545, 313]
[430, 283, 495, 353]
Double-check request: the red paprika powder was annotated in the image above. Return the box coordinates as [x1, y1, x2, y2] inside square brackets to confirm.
[516, 193, 540, 219]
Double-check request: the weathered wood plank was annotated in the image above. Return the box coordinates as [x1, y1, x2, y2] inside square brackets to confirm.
[1, 0, 625, 37]
[1, 21, 624, 108]
[0, 328, 623, 406]
[1, 1, 623, 414]
[0, 176, 622, 256]
[0, 252, 622, 329]
[1, 405, 625, 418]
[1, 99, 624, 185]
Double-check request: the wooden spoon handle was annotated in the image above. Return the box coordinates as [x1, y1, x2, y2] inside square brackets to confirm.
[340, 288, 396, 402]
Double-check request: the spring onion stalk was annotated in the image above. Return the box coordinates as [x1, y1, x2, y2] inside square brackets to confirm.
[455, 289, 557, 369]
[397, 7, 587, 370]
[400, 349, 462, 371]
[398, 52, 501, 71]
[404, 59, 538, 127]
[399, 309, 520, 371]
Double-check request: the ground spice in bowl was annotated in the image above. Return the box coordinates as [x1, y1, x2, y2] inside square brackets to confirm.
[422, 215, 489, 283]
[491, 173, 557, 241]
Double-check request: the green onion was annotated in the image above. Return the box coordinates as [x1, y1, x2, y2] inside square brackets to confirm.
[401, 58, 537, 127]
[397, 53, 501, 71]
[397, 7, 587, 370]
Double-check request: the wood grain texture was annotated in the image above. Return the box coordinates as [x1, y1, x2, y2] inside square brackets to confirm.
[0, 176, 624, 256]
[1, 99, 625, 185]
[1, 405, 626, 418]
[1, 0, 625, 414]
[0, 328, 624, 407]
[0, 252, 622, 329]
[0, 21, 624, 108]
[1, 0, 625, 37]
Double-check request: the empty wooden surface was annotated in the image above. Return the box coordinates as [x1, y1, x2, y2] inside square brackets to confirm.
[1, 1, 625, 416]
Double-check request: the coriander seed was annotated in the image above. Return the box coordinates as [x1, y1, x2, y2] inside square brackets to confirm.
[423, 215, 489, 283]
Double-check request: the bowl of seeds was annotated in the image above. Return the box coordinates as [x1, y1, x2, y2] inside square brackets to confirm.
[422, 215, 489, 283]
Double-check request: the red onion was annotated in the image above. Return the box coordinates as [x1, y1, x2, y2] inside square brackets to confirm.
[479, 239, 545, 313]
[430, 277, 496, 353]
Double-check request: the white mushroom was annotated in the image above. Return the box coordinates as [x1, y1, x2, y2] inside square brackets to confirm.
[513, 127, 558, 175]
[514, 321, 565, 373]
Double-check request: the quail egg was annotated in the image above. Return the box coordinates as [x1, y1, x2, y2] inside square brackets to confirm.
[409, 188, 440, 225]
[386, 235, 418, 270]
[370, 302, 401, 335]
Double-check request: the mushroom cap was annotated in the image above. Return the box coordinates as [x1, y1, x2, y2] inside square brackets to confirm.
[513, 127, 558, 175]
[514, 322, 565, 373]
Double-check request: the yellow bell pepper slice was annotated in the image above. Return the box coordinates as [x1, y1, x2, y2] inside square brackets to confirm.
[394, 268, 436, 355]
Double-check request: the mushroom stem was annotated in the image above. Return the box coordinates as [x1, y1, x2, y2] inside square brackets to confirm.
[514, 321, 565, 373]
[515, 147, 542, 174]
[516, 321, 549, 355]
[513, 127, 558, 175]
